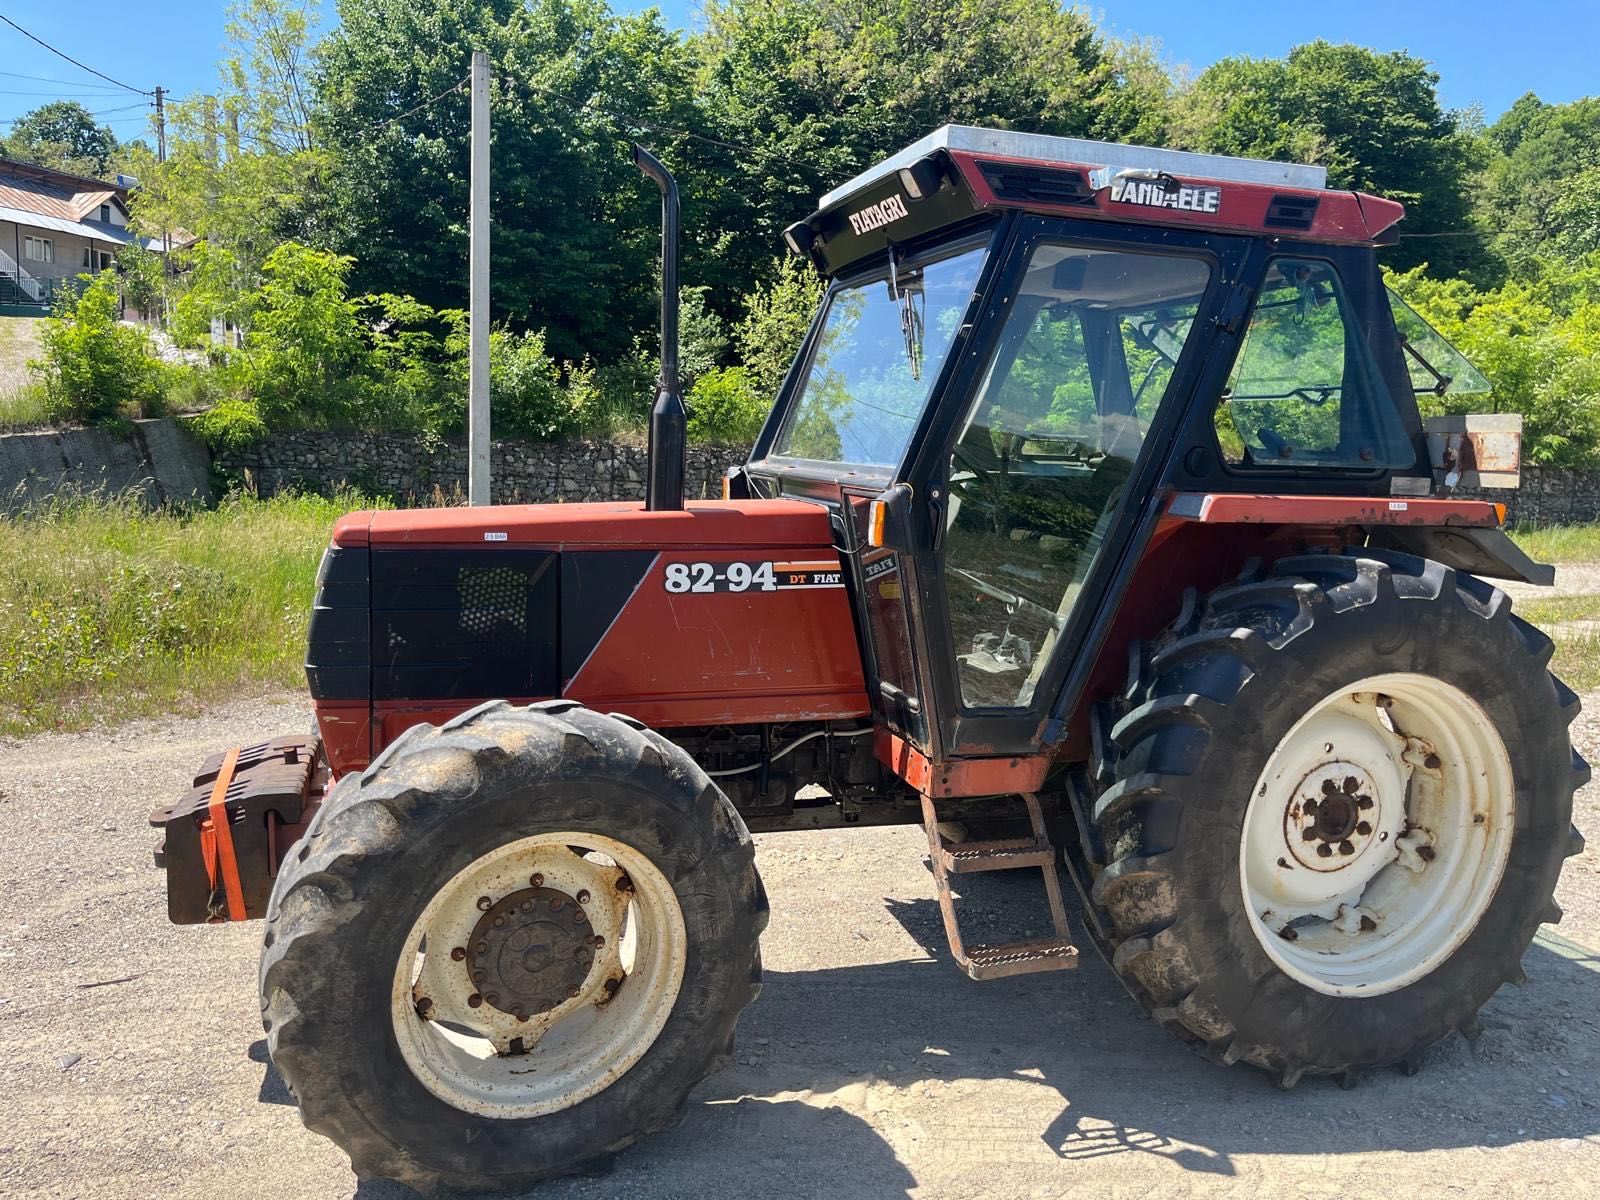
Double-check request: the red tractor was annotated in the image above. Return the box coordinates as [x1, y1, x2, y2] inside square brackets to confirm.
[152, 126, 1585, 1193]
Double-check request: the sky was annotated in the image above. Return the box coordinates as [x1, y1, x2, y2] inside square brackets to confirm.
[0, 1, 1595, 144]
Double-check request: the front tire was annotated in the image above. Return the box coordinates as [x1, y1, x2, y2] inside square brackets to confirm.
[260, 700, 767, 1193]
[1092, 550, 1586, 1086]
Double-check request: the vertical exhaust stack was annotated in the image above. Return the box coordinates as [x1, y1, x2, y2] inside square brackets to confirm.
[633, 144, 686, 512]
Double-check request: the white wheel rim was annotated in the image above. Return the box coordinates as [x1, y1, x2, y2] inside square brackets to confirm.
[391, 832, 687, 1118]
[1239, 672, 1514, 997]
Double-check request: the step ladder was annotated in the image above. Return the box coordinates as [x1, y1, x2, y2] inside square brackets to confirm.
[920, 792, 1079, 980]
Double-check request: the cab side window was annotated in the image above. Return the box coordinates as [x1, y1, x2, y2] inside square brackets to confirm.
[1214, 259, 1413, 469]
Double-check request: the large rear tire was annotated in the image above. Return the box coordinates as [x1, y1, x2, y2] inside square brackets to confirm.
[260, 700, 766, 1193]
[1092, 550, 1586, 1086]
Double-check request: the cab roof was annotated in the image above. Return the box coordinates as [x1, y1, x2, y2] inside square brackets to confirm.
[790, 124, 1405, 277]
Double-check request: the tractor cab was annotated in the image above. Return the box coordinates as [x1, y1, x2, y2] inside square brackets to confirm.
[738, 125, 1517, 787]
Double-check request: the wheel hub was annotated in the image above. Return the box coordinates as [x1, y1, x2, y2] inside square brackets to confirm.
[466, 887, 595, 1019]
[1285, 762, 1381, 871]
[1241, 674, 1516, 997]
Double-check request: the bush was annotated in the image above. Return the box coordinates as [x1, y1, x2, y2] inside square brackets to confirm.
[567, 349, 656, 440]
[1388, 256, 1600, 467]
[32, 271, 166, 425]
[734, 258, 827, 400]
[245, 243, 370, 427]
[490, 329, 578, 440]
[186, 394, 269, 451]
[688, 366, 769, 443]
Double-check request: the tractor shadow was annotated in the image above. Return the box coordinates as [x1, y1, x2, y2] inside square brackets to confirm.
[245, 869, 1600, 1197]
[705, 869, 1600, 1185]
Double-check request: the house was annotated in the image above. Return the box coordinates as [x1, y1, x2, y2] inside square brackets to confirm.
[0, 157, 163, 312]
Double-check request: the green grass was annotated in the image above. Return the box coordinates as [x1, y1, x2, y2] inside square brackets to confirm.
[0, 380, 49, 429]
[1509, 523, 1600, 564]
[0, 488, 382, 736]
[1513, 589, 1600, 691]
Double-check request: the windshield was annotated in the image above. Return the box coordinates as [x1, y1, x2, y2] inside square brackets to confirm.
[774, 242, 987, 466]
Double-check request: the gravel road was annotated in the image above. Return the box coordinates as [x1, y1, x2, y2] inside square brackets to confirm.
[5, 677, 1600, 1199]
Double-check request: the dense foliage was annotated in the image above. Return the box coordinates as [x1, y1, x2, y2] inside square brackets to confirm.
[10, 0, 1598, 458]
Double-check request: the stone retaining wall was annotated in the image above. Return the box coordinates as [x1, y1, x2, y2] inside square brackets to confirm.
[1454, 467, 1600, 527]
[215, 430, 754, 505]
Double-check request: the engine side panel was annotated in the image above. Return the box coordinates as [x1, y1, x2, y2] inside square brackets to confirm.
[310, 500, 870, 775]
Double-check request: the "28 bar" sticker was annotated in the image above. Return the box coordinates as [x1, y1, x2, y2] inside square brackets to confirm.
[663, 560, 845, 594]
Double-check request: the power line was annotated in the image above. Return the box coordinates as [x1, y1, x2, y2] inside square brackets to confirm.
[0, 88, 150, 97]
[0, 14, 153, 96]
[0, 69, 131, 91]
[501, 74, 827, 180]
[354, 76, 470, 137]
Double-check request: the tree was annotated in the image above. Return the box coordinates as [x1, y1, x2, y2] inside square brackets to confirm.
[5, 102, 120, 176]
[690, 0, 1151, 305]
[1476, 95, 1600, 277]
[1173, 42, 1486, 277]
[129, 0, 326, 337]
[314, 0, 703, 363]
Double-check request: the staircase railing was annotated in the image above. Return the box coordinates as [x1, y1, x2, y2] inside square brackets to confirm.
[0, 245, 44, 302]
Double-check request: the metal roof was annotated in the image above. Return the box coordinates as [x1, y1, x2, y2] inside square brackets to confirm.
[819, 124, 1329, 211]
[0, 204, 156, 249]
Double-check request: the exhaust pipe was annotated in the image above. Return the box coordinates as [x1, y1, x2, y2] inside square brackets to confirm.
[632, 144, 686, 512]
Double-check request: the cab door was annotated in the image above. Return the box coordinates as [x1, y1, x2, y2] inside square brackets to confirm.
[900, 217, 1252, 759]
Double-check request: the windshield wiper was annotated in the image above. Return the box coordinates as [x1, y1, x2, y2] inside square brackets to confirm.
[888, 244, 925, 381]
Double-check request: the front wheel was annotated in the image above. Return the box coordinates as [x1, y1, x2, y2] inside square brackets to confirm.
[260, 701, 767, 1192]
[1092, 550, 1586, 1086]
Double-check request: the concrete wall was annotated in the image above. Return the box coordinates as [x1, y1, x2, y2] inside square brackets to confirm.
[0, 417, 212, 511]
[215, 430, 753, 506]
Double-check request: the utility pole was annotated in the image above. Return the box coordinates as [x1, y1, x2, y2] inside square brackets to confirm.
[154, 86, 167, 163]
[467, 51, 491, 506]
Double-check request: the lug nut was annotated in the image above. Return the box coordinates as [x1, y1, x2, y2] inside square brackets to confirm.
[530, 873, 544, 887]
[1424, 753, 1442, 770]
[589, 935, 605, 947]
[521, 899, 533, 913]
[550, 897, 563, 910]
[415, 996, 433, 1014]
[576, 889, 591, 904]
[1338, 840, 1355, 856]
[467, 993, 483, 1008]
[574, 909, 588, 924]
[1302, 828, 1319, 841]
[1355, 821, 1373, 836]
[450, 946, 467, 962]
[484, 993, 499, 1006]
[1359, 915, 1377, 932]
[476, 941, 489, 955]
[1356, 796, 1374, 811]
[471, 969, 486, 983]
[492, 915, 506, 928]
[476, 896, 493, 912]
[568, 987, 582, 998]
[1342, 776, 1358, 794]
[1316, 843, 1333, 858]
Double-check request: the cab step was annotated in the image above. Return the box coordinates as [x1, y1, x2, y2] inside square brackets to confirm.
[921, 793, 1079, 981]
[937, 836, 1055, 873]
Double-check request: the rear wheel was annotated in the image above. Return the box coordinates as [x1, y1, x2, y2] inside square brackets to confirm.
[1092, 550, 1586, 1085]
[261, 701, 766, 1192]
